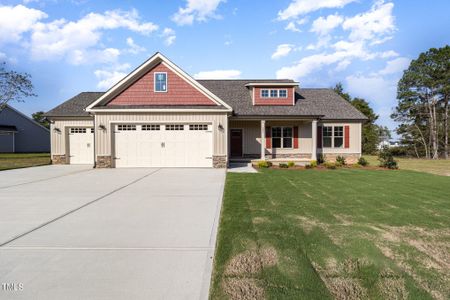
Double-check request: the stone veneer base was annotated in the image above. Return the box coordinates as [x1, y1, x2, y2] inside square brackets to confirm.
[323, 153, 360, 164]
[212, 155, 227, 168]
[52, 155, 67, 164]
[96, 155, 112, 168]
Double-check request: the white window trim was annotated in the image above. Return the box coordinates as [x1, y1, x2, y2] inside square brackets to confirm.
[271, 126, 293, 149]
[322, 125, 345, 148]
[260, 89, 288, 99]
[261, 89, 270, 98]
[154, 72, 168, 93]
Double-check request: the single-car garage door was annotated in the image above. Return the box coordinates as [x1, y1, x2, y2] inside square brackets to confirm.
[69, 127, 94, 164]
[114, 124, 213, 168]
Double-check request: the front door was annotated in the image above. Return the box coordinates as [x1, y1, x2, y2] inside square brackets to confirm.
[230, 129, 243, 157]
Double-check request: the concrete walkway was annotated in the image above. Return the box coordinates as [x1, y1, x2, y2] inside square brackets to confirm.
[227, 162, 258, 173]
[0, 166, 225, 299]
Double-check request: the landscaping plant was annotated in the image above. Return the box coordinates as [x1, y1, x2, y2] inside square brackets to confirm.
[335, 156, 346, 166]
[378, 146, 398, 169]
[357, 157, 368, 166]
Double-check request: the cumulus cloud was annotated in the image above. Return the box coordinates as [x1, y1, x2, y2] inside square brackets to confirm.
[310, 14, 343, 35]
[284, 18, 308, 32]
[160, 28, 176, 46]
[377, 57, 410, 75]
[126, 37, 146, 54]
[194, 69, 241, 79]
[172, 0, 225, 26]
[94, 63, 130, 90]
[0, 5, 47, 43]
[278, 0, 356, 21]
[271, 44, 295, 60]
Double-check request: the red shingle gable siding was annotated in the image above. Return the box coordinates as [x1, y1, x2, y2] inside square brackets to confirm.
[253, 87, 294, 106]
[107, 63, 216, 106]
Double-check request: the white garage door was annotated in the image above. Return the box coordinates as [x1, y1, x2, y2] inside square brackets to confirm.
[69, 127, 94, 164]
[114, 124, 212, 168]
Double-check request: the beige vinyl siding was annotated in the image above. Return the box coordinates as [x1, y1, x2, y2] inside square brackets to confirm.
[94, 112, 228, 156]
[50, 118, 94, 155]
[229, 120, 260, 155]
[319, 122, 362, 154]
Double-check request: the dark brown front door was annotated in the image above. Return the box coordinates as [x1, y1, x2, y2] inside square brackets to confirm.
[230, 129, 243, 157]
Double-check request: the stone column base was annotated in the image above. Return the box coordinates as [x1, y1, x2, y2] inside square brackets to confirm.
[52, 155, 67, 164]
[96, 155, 112, 168]
[212, 155, 227, 168]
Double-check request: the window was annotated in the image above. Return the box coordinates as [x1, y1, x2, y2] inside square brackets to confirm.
[165, 124, 184, 130]
[261, 89, 269, 98]
[322, 126, 344, 148]
[117, 124, 136, 131]
[70, 128, 86, 134]
[189, 124, 208, 130]
[272, 127, 293, 148]
[270, 89, 278, 97]
[154, 72, 167, 92]
[142, 124, 160, 131]
[91, 128, 94, 133]
[279, 89, 287, 98]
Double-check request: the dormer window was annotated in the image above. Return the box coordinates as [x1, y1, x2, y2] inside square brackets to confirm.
[154, 72, 167, 92]
[261, 89, 288, 98]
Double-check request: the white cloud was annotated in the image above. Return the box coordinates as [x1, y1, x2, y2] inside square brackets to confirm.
[284, 18, 308, 32]
[378, 57, 410, 75]
[0, 5, 47, 44]
[126, 37, 146, 54]
[94, 63, 130, 89]
[271, 44, 294, 60]
[194, 69, 241, 79]
[306, 35, 332, 50]
[172, 0, 225, 26]
[380, 50, 399, 58]
[278, 0, 356, 21]
[0, 52, 6, 60]
[310, 14, 343, 35]
[160, 28, 176, 46]
[335, 59, 351, 71]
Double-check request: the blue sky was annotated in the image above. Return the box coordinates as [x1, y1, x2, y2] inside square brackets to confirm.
[0, 0, 449, 133]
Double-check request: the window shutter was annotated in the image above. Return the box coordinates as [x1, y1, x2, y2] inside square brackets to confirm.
[317, 126, 322, 148]
[345, 125, 350, 148]
[293, 126, 299, 148]
[265, 126, 271, 148]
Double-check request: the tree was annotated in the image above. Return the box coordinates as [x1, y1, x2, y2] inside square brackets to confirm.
[32, 111, 50, 129]
[0, 62, 36, 109]
[333, 83, 381, 154]
[392, 45, 450, 159]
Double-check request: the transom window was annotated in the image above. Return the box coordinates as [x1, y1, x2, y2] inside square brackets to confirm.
[154, 72, 167, 92]
[70, 128, 86, 134]
[165, 124, 184, 130]
[261, 89, 288, 98]
[272, 127, 293, 148]
[142, 124, 160, 131]
[189, 124, 208, 130]
[117, 124, 136, 131]
[323, 126, 344, 148]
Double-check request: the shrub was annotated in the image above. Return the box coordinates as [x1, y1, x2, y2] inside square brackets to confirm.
[317, 153, 325, 165]
[389, 146, 407, 157]
[335, 156, 346, 166]
[257, 161, 272, 168]
[305, 160, 317, 169]
[357, 157, 368, 166]
[378, 146, 398, 169]
[324, 161, 337, 169]
[287, 161, 295, 168]
[279, 163, 288, 168]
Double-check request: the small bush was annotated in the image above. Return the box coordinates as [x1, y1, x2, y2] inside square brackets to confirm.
[279, 163, 289, 168]
[357, 157, 368, 166]
[378, 146, 398, 169]
[257, 161, 272, 168]
[317, 153, 325, 165]
[335, 156, 346, 166]
[305, 160, 317, 169]
[287, 161, 295, 168]
[389, 146, 407, 157]
[324, 161, 337, 169]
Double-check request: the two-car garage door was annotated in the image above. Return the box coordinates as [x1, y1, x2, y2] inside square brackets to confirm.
[114, 123, 213, 168]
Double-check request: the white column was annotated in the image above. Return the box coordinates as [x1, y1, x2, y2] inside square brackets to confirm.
[311, 120, 318, 161]
[261, 120, 266, 160]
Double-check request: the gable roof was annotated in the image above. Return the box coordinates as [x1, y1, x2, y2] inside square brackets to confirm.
[44, 92, 104, 117]
[0, 104, 50, 131]
[86, 52, 232, 112]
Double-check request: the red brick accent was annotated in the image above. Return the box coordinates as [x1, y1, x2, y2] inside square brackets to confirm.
[265, 126, 272, 148]
[317, 126, 322, 148]
[107, 63, 216, 106]
[345, 125, 350, 148]
[293, 126, 299, 148]
[253, 87, 294, 106]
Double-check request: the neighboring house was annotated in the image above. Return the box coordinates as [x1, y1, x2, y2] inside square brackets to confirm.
[0, 105, 50, 153]
[378, 140, 400, 149]
[45, 52, 367, 168]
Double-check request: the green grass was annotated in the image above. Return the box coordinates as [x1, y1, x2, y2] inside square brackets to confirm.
[0, 153, 51, 171]
[364, 155, 450, 176]
[211, 169, 450, 299]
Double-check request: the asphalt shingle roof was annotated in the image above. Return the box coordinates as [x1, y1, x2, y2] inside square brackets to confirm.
[45, 80, 367, 120]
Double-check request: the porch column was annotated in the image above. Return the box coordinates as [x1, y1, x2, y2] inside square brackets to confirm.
[311, 120, 318, 161]
[261, 120, 266, 160]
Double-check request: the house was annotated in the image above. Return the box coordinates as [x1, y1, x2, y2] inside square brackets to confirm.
[0, 104, 50, 153]
[45, 52, 367, 168]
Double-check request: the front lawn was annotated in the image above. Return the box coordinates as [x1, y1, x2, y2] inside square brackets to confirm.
[211, 169, 450, 299]
[364, 155, 450, 176]
[0, 153, 51, 171]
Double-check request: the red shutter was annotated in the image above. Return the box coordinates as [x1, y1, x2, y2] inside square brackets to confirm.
[344, 125, 350, 148]
[293, 126, 299, 148]
[317, 126, 322, 148]
[265, 126, 271, 148]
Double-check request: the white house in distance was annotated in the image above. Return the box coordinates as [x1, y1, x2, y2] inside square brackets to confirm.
[45, 52, 367, 168]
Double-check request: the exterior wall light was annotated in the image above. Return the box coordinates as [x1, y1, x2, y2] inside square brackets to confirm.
[53, 127, 61, 133]
[99, 124, 106, 131]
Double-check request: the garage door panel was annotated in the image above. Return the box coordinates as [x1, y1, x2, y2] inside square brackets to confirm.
[69, 128, 94, 165]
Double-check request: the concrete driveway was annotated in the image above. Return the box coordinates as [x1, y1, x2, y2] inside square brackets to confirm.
[0, 165, 225, 300]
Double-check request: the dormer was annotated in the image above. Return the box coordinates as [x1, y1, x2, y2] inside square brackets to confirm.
[246, 82, 299, 106]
